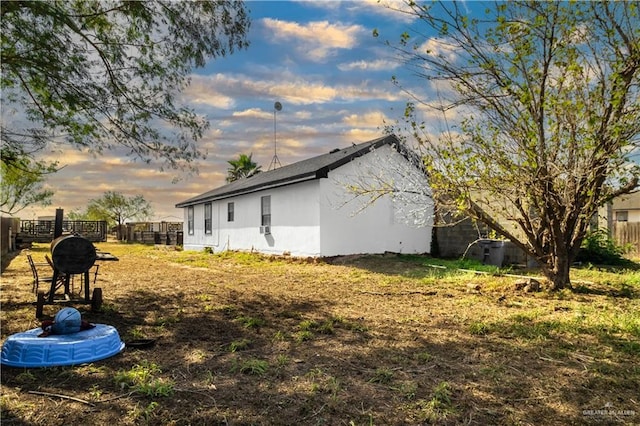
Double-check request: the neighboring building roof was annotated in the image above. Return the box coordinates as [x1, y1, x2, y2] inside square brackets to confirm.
[612, 191, 640, 211]
[176, 134, 412, 208]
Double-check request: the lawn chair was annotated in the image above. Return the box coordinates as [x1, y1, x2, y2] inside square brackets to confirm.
[26, 254, 55, 295]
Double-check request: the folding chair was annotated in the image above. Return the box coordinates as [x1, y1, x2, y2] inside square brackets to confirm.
[89, 263, 100, 287]
[26, 254, 54, 295]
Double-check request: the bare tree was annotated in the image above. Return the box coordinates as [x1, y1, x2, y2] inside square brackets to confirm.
[332, 141, 433, 228]
[376, 1, 639, 289]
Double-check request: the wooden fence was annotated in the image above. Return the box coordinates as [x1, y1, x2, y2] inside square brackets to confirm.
[1, 217, 20, 270]
[614, 221, 640, 255]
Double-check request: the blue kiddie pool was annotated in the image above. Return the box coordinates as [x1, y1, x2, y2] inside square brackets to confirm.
[1, 324, 125, 368]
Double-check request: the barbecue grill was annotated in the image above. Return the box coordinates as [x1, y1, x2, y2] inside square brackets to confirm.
[48, 234, 97, 303]
[51, 234, 97, 274]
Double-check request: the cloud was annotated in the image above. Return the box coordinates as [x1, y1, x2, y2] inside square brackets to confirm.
[351, 0, 417, 23]
[269, 136, 307, 159]
[25, 152, 193, 217]
[342, 111, 390, 128]
[306, 0, 416, 24]
[46, 149, 93, 167]
[232, 108, 272, 120]
[337, 59, 400, 71]
[415, 103, 465, 126]
[261, 18, 365, 62]
[193, 73, 401, 106]
[418, 37, 460, 62]
[182, 77, 236, 108]
[293, 110, 312, 120]
[343, 127, 385, 142]
[20, 5, 416, 223]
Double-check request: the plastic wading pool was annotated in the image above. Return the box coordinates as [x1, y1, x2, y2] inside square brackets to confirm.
[1, 324, 125, 368]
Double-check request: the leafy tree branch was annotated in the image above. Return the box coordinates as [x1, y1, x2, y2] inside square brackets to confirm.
[377, 0, 639, 289]
[1, 0, 251, 172]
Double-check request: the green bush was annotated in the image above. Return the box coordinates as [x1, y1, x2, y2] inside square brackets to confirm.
[576, 229, 630, 266]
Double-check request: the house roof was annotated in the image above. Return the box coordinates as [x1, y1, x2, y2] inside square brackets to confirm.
[175, 134, 405, 208]
[612, 191, 640, 211]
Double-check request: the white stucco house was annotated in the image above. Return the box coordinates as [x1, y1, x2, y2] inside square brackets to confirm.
[175, 135, 433, 257]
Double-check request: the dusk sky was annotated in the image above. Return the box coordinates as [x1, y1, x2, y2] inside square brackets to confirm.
[21, 0, 470, 222]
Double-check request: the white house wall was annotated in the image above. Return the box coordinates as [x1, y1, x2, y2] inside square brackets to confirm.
[318, 145, 433, 256]
[182, 180, 323, 256]
[182, 144, 433, 257]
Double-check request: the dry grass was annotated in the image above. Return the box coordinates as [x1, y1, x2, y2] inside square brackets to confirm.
[1, 242, 639, 425]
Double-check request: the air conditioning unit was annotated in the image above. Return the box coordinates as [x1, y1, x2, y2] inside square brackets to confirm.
[259, 225, 271, 235]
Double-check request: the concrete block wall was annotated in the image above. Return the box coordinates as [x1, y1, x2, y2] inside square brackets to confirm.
[435, 216, 487, 259]
[434, 215, 529, 266]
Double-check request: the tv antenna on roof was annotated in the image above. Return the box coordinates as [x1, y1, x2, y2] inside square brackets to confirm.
[268, 101, 283, 171]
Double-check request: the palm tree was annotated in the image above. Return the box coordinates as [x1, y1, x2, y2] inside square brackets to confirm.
[226, 153, 262, 182]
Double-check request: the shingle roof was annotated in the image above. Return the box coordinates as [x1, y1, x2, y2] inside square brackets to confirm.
[175, 134, 401, 208]
[612, 191, 640, 211]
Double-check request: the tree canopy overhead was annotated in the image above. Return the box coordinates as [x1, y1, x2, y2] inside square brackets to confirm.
[381, 1, 639, 289]
[1, 0, 250, 171]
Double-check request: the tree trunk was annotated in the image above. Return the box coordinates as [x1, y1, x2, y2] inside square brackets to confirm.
[116, 224, 125, 241]
[545, 254, 572, 291]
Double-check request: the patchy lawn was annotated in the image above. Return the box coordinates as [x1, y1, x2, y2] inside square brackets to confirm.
[1, 243, 639, 425]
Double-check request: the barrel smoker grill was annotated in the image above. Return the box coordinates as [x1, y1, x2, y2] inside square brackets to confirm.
[47, 235, 100, 306]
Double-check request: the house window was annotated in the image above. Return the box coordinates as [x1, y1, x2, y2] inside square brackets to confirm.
[616, 211, 628, 222]
[187, 206, 194, 235]
[261, 196, 271, 226]
[227, 202, 235, 222]
[204, 202, 212, 234]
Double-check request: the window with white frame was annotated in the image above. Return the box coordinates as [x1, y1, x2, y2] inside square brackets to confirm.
[261, 196, 271, 226]
[228, 202, 234, 222]
[204, 202, 212, 234]
[187, 206, 194, 235]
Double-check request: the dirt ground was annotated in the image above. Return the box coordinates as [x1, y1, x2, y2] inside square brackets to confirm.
[1, 242, 639, 425]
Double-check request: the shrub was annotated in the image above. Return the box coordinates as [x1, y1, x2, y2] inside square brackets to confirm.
[576, 229, 631, 266]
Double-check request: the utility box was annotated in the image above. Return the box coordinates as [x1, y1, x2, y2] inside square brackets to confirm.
[477, 239, 506, 267]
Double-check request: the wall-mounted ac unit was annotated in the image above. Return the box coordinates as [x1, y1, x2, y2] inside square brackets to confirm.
[260, 226, 271, 235]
